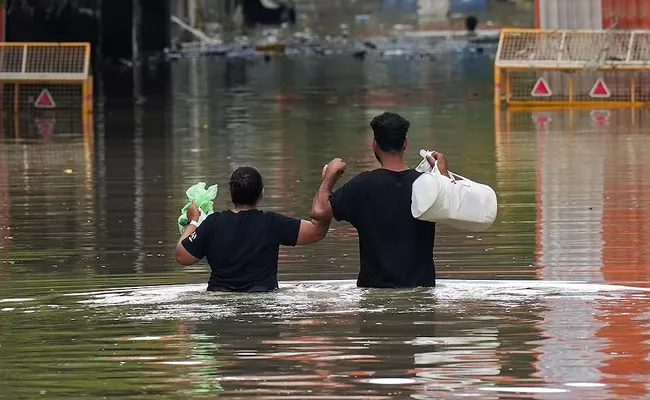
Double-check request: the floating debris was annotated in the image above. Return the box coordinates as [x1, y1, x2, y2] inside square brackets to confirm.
[164, 36, 497, 62]
[164, 14, 499, 62]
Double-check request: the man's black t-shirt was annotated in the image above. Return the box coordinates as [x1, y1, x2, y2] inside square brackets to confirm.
[330, 169, 436, 288]
[181, 210, 301, 292]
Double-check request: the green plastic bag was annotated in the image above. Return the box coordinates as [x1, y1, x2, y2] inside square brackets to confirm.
[177, 182, 219, 233]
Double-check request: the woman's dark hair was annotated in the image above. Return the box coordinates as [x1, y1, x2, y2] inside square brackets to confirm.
[229, 166, 264, 206]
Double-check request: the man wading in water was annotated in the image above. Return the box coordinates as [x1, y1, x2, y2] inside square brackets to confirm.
[311, 112, 451, 288]
[175, 163, 345, 292]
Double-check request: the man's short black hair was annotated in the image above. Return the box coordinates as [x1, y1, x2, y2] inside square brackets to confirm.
[370, 112, 410, 152]
[229, 166, 264, 206]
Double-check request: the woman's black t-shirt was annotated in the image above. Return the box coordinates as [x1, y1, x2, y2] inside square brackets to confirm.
[181, 210, 301, 292]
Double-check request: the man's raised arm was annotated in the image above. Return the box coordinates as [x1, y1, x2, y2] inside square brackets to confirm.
[311, 158, 346, 221]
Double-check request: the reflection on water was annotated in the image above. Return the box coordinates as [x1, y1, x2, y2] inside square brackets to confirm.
[2, 280, 649, 399]
[1, 53, 650, 398]
[496, 107, 650, 399]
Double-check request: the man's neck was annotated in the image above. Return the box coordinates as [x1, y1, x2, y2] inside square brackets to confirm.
[380, 156, 409, 172]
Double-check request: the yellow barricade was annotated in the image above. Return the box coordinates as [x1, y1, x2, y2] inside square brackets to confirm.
[0, 42, 93, 139]
[495, 29, 650, 108]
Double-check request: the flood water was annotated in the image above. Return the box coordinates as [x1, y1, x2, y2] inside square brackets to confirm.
[1, 48, 650, 399]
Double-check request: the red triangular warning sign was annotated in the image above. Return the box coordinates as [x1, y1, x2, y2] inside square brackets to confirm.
[35, 119, 55, 138]
[34, 89, 56, 108]
[590, 79, 610, 98]
[531, 78, 552, 97]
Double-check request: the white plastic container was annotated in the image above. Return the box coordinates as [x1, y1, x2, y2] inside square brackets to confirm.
[411, 149, 498, 231]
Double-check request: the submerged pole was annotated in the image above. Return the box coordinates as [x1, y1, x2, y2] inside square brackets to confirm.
[132, 0, 140, 67]
[188, 0, 197, 28]
[132, 0, 143, 102]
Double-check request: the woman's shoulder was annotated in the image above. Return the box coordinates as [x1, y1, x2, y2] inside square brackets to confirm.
[202, 210, 226, 224]
[258, 210, 283, 219]
[259, 210, 299, 222]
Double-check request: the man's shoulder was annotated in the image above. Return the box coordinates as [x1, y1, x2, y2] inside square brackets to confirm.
[345, 170, 379, 185]
[349, 168, 421, 183]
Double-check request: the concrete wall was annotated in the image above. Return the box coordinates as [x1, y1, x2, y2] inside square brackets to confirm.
[537, 0, 650, 29]
[537, 0, 603, 29]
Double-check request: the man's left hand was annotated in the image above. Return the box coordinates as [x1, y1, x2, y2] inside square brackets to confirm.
[426, 152, 450, 178]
